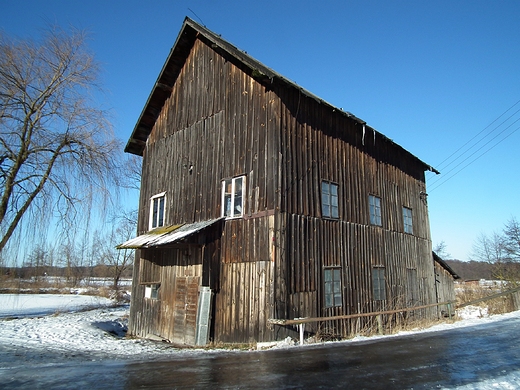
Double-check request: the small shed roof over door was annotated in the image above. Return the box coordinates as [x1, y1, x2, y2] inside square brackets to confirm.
[117, 218, 223, 249]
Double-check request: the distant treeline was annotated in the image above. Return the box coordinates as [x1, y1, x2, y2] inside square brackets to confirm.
[0, 265, 133, 279]
[445, 260, 520, 281]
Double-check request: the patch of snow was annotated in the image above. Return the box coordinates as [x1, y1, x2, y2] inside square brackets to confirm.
[457, 305, 489, 319]
[0, 294, 225, 364]
[0, 294, 114, 318]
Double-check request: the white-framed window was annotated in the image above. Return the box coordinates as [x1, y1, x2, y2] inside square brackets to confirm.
[403, 206, 413, 234]
[221, 176, 245, 218]
[369, 194, 382, 226]
[321, 181, 339, 219]
[324, 267, 342, 308]
[149, 192, 166, 230]
[144, 284, 160, 299]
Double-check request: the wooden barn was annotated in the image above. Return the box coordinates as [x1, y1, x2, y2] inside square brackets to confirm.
[120, 17, 445, 345]
[433, 252, 460, 315]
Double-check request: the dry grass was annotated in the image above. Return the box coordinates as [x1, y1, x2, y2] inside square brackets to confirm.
[456, 282, 517, 315]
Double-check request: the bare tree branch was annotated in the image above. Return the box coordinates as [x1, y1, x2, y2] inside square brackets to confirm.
[0, 26, 122, 253]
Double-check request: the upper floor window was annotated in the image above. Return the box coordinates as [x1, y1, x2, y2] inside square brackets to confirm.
[324, 267, 342, 308]
[321, 181, 339, 219]
[222, 176, 245, 218]
[150, 192, 166, 230]
[403, 206, 413, 234]
[369, 195, 382, 226]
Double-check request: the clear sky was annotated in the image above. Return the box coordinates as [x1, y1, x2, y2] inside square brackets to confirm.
[2, 0, 519, 261]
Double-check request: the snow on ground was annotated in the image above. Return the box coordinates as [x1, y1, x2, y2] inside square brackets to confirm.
[2, 295, 520, 388]
[1, 293, 520, 365]
[0, 294, 226, 363]
[0, 293, 114, 318]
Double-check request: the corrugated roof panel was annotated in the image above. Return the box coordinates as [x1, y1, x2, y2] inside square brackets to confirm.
[117, 218, 222, 249]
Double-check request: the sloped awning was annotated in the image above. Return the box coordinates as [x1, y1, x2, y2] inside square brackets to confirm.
[117, 218, 223, 249]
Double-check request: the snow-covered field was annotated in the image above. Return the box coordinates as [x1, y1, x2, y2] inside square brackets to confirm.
[1, 294, 520, 388]
[0, 294, 210, 363]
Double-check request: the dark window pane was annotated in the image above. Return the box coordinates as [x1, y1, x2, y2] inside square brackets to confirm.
[324, 269, 332, 282]
[158, 197, 164, 227]
[152, 198, 158, 228]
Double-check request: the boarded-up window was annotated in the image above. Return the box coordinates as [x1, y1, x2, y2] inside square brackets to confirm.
[321, 181, 339, 219]
[407, 268, 418, 306]
[324, 268, 342, 307]
[369, 195, 382, 226]
[372, 267, 386, 301]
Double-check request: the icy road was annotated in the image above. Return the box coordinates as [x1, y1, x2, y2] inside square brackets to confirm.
[0, 296, 520, 389]
[3, 312, 520, 389]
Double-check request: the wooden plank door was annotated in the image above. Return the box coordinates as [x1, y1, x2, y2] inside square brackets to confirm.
[172, 275, 200, 345]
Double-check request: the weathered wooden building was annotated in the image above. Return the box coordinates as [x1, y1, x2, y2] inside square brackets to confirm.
[121, 17, 445, 345]
[433, 252, 460, 315]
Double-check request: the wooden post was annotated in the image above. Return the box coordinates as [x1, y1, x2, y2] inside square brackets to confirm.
[376, 314, 383, 335]
[298, 323, 305, 345]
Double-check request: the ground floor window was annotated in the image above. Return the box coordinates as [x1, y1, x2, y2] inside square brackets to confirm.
[144, 284, 160, 299]
[372, 267, 386, 301]
[324, 267, 342, 308]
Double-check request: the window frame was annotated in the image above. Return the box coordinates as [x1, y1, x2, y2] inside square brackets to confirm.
[144, 284, 160, 300]
[321, 180, 339, 219]
[149, 192, 166, 230]
[369, 194, 382, 226]
[403, 206, 413, 234]
[323, 267, 342, 308]
[221, 176, 246, 219]
[372, 267, 386, 301]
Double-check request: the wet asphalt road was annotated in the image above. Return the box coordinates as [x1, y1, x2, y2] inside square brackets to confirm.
[2, 316, 520, 389]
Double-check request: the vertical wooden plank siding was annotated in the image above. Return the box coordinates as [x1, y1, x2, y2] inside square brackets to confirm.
[273, 84, 437, 338]
[129, 28, 440, 344]
[129, 37, 280, 344]
[435, 262, 457, 315]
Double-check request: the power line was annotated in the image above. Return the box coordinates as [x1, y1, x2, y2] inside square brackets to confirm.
[427, 99, 520, 192]
[434, 98, 520, 173]
[428, 124, 520, 193]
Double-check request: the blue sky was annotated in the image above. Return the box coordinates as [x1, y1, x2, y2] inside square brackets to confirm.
[2, 0, 519, 261]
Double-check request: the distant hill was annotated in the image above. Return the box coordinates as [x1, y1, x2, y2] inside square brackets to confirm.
[444, 260, 493, 281]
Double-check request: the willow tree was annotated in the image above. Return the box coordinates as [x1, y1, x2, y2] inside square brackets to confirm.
[0, 26, 121, 253]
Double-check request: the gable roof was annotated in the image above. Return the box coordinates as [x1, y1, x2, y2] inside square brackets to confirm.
[125, 17, 439, 175]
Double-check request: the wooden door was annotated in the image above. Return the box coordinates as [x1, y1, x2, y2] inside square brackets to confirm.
[172, 275, 200, 345]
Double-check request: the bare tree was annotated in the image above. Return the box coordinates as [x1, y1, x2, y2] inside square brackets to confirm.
[503, 217, 520, 262]
[471, 225, 520, 284]
[99, 211, 136, 290]
[471, 232, 506, 264]
[0, 26, 121, 252]
[433, 241, 450, 259]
